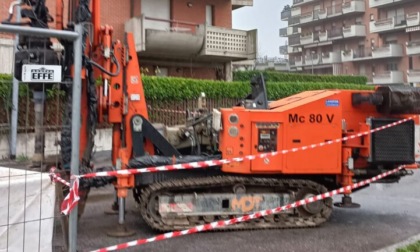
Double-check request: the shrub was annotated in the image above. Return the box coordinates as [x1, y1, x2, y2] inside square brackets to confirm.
[233, 71, 367, 85]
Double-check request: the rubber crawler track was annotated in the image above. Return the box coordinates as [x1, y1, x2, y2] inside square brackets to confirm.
[139, 176, 333, 232]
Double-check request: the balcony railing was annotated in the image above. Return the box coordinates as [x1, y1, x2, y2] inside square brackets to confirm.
[295, 56, 304, 67]
[300, 12, 314, 24]
[343, 0, 365, 14]
[407, 12, 420, 27]
[341, 49, 355, 62]
[304, 54, 320, 66]
[125, 16, 257, 60]
[328, 27, 343, 39]
[289, 35, 301, 46]
[343, 24, 366, 38]
[370, 15, 407, 33]
[280, 27, 301, 37]
[406, 40, 420, 56]
[373, 71, 404, 85]
[320, 51, 342, 64]
[280, 28, 287, 37]
[354, 47, 373, 59]
[407, 69, 420, 83]
[369, 0, 416, 8]
[319, 31, 328, 42]
[281, 9, 291, 21]
[291, 7, 301, 17]
[300, 33, 314, 45]
[279, 45, 288, 55]
[298, 1, 364, 25]
[288, 16, 300, 26]
[372, 44, 403, 58]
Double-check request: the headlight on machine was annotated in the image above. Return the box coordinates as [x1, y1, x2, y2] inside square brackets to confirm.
[228, 126, 239, 137]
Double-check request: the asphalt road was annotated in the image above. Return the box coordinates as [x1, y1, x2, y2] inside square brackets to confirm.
[48, 151, 420, 252]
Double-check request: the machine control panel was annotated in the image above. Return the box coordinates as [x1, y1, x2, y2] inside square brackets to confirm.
[256, 123, 279, 152]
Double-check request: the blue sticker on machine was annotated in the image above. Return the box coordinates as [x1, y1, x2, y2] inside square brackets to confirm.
[325, 99, 340, 107]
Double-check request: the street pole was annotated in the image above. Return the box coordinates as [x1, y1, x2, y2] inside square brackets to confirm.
[10, 0, 21, 160]
[68, 23, 83, 252]
[311, 55, 314, 75]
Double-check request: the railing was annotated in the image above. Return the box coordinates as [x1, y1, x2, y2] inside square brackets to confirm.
[354, 47, 373, 58]
[289, 35, 300, 46]
[288, 16, 300, 26]
[281, 9, 292, 20]
[328, 27, 343, 38]
[280, 28, 287, 37]
[293, 0, 304, 4]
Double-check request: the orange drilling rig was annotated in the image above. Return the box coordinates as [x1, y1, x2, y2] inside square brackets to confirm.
[4, 0, 420, 232]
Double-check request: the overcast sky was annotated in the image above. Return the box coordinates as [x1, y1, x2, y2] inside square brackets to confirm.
[233, 0, 291, 58]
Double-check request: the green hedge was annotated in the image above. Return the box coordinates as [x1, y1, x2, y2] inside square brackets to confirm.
[233, 71, 368, 85]
[0, 74, 373, 102]
[142, 76, 373, 101]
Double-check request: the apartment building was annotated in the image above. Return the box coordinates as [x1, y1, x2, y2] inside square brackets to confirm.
[0, 0, 257, 80]
[280, 0, 420, 85]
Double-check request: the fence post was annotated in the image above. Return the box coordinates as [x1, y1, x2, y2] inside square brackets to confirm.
[9, 0, 21, 159]
[68, 23, 84, 252]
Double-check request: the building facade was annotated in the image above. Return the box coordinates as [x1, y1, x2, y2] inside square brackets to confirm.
[0, 0, 257, 80]
[280, 0, 420, 85]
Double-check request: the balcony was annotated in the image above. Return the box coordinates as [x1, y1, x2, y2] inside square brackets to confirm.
[341, 49, 355, 62]
[300, 12, 314, 24]
[319, 31, 328, 42]
[341, 47, 373, 62]
[320, 51, 342, 64]
[370, 16, 407, 33]
[279, 45, 288, 55]
[295, 56, 304, 67]
[304, 54, 320, 66]
[372, 71, 404, 85]
[299, 1, 364, 26]
[288, 46, 302, 54]
[300, 33, 314, 45]
[343, 24, 366, 38]
[281, 9, 291, 21]
[328, 28, 343, 40]
[291, 7, 301, 17]
[407, 70, 420, 83]
[407, 41, 420, 56]
[293, 0, 314, 7]
[232, 0, 253, 10]
[369, 0, 416, 8]
[343, 0, 365, 14]
[288, 16, 300, 26]
[280, 27, 301, 37]
[125, 16, 257, 61]
[372, 44, 403, 58]
[407, 12, 420, 27]
[289, 35, 301, 46]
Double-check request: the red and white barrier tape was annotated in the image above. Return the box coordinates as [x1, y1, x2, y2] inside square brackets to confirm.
[61, 177, 80, 215]
[90, 165, 406, 252]
[80, 117, 413, 179]
[49, 167, 71, 187]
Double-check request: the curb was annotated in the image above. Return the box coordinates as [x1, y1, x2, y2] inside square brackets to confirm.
[374, 233, 420, 252]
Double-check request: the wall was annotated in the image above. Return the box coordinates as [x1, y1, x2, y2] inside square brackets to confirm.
[171, 0, 232, 29]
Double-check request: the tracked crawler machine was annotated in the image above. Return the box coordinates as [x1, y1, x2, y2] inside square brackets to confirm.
[3, 0, 420, 233]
